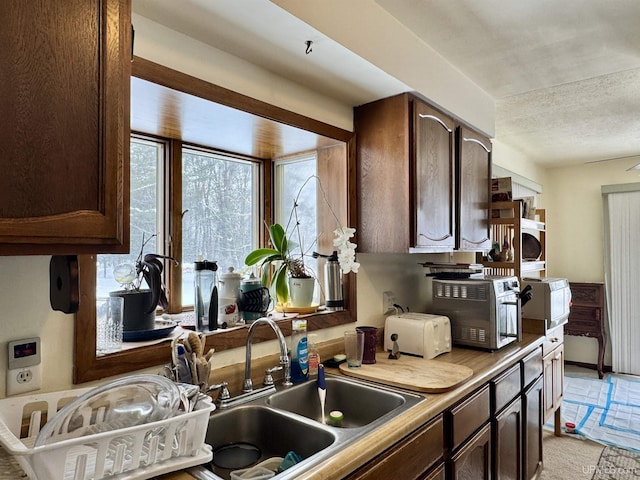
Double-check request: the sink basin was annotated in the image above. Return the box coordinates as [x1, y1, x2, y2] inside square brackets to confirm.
[202, 405, 336, 479]
[267, 376, 408, 427]
[189, 375, 425, 480]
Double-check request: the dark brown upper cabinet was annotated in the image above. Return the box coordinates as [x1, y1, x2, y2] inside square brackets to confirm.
[0, 0, 131, 255]
[355, 93, 490, 253]
[456, 125, 492, 252]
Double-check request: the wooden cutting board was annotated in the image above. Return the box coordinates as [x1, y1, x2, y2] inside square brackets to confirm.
[338, 352, 474, 393]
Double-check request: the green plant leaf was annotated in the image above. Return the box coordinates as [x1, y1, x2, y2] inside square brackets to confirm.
[273, 263, 289, 304]
[269, 223, 287, 253]
[245, 248, 280, 266]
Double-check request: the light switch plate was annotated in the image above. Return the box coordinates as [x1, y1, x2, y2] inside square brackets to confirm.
[6, 337, 41, 396]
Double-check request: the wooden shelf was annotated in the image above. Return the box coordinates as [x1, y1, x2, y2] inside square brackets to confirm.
[476, 201, 546, 281]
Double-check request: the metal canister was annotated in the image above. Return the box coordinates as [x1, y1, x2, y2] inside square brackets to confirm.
[325, 251, 344, 311]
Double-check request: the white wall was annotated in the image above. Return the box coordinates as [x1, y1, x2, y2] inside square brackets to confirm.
[0, 257, 74, 395]
[272, 0, 495, 136]
[543, 156, 640, 366]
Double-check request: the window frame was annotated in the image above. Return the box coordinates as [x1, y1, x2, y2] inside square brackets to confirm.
[73, 57, 356, 384]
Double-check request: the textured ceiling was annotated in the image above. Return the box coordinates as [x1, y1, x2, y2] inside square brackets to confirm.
[133, 0, 640, 168]
[376, 0, 640, 166]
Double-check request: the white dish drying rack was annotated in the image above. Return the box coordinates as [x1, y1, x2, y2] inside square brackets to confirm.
[0, 386, 214, 480]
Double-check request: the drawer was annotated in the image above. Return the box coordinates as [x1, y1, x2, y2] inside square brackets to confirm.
[542, 325, 564, 356]
[492, 363, 521, 414]
[347, 414, 444, 480]
[522, 347, 543, 388]
[449, 385, 490, 451]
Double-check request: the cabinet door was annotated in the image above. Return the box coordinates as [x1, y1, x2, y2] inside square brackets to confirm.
[450, 423, 491, 480]
[494, 396, 522, 480]
[0, 0, 130, 254]
[412, 100, 456, 250]
[523, 376, 543, 480]
[552, 344, 564, 409]
[543, 343, 564, 434]
[456, 126, 491, 251]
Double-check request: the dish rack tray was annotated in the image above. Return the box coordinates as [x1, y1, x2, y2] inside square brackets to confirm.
[0, 386, 215, 480]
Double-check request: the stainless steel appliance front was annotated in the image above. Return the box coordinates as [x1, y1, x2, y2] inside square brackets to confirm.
[431, 276, 521, 350]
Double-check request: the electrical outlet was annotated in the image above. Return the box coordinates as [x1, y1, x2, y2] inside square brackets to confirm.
[383, 291, 397, 314]
[7, 365, 41, 396]
[6, 337, 41, 396]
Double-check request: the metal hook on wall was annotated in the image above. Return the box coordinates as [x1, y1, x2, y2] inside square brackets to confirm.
[305, 40, 313, 55]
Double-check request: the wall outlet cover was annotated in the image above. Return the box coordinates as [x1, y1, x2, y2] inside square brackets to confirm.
[7, 364, 41, 396]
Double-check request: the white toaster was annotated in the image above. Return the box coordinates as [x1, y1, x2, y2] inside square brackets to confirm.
[384, 313, 452, 359]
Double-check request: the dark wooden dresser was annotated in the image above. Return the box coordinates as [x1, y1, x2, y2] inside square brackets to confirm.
[565, 282, 606, 378]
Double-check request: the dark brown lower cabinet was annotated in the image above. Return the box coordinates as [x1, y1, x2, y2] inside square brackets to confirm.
[450, 423, 492, 480]
[523, 376, 544, 480]
[344, 346, 545, 480]
[494, 397, 522, 480]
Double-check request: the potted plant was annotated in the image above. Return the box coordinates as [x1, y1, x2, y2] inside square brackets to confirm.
[245, 223, 315, 307]
[245, 175, 359, 309]
[110, 234, 178, 331]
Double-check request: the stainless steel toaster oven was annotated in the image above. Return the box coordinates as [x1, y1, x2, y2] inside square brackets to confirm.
[430, 276, 521, 350]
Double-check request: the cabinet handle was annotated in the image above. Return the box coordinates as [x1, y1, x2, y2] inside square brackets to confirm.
[418, 114, 453, 133]
[550, 337, 559, 343]
[462, 136, 491, 152]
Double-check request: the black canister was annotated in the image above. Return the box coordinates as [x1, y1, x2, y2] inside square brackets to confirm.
[194, 259, 218, 331]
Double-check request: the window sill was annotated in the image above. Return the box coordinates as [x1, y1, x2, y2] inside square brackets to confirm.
[77, 309, 354, 384]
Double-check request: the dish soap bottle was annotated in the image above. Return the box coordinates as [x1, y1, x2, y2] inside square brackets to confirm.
[308, 334, 320, 377]
[291, 319, 309, 383]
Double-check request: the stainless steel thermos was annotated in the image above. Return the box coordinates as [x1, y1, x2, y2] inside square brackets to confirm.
[324, 251, 344, 311]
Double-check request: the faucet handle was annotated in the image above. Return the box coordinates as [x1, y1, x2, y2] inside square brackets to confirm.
[207, 381, 230, 403]
[264, 365, 283, 386]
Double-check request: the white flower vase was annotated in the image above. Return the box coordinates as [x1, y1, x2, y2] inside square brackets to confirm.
[288, 277, 315, 307]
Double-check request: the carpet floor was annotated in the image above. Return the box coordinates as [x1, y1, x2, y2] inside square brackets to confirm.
[540, 430, 604, 480]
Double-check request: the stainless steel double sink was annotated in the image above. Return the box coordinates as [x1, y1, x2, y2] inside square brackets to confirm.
[188, 374, 425, 480]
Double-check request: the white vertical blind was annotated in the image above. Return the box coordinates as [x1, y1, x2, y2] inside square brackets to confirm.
[603, 186, 640, 374]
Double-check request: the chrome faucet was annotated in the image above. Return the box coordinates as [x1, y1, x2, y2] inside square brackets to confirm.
[243, 317, 292, 392]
